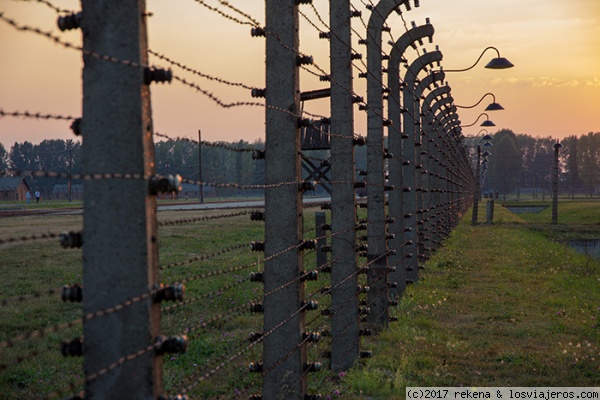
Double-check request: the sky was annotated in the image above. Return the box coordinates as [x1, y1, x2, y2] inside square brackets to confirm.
[0, 0, 599, 148]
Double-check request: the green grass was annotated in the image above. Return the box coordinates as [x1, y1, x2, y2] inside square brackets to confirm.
[0, 208, 336, 399]
[1, 201, 599, 398]
[337, 203, 599, 399]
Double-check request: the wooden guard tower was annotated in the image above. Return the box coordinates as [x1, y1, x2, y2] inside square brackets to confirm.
[301, 120, 332, 194]
[300, 87, 332, 194]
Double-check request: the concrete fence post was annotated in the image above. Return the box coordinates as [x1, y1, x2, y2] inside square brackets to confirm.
[403, 50, 443, 282]
[81, 0, 162, 397]
[486, 199, 494, 224]
[387, 22, 434, 298]
[365, 0, 417, 327]
[415, 71, 444, 263]
[263, 1, 306, 398]
[329, 0, 360, 371]
[316, 211, 329, 272]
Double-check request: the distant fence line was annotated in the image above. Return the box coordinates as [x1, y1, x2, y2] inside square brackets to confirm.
[0, 0, 475, 399]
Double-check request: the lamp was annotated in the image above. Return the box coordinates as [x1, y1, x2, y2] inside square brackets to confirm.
[461, 113, 495, 128]
[456, 93, 504, 111]
[552, 141, 563, 224]
[443, 46, 514, 73]
[469, 131, 494, 225]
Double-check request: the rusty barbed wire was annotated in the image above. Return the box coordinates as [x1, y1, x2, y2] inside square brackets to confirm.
[43, 380, 82, 400]
[0, 109, 78, 121]
[158, 210, 251, 227]
[3, 3, 378, 141]
[3, 169, 147, 181]
[161, 275, 247, 314]
[84, 343, 156, 385]
[299, 8, 326, 36]
[10, 0, 70, 14]
[0, 231, 62, 247]
[2, 167, 335, 192]
[159, 242, 248, 271]
[176, 305, 259, 394]
[171, 75, 262, 109]
[0, 339, 72, 375]
[0, 317, 81, 349]
[216, 0, 261, 26]
[154, 131, 260, 153]
[259, 321, 317, 380]
[191, 0, 259, 27]
[0, 285, 171, 350]
[0, 13, 145, 68]
[148, 49, 258, 91]
[181, 337, 258, 393]
[0, 285, 61, 307]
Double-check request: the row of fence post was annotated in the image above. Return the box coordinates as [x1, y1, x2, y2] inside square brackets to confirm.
[76, 0, 476, 399]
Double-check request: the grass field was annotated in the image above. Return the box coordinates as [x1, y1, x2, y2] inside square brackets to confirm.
[339, 199, 600, 398]
[0, 198, 598, 398]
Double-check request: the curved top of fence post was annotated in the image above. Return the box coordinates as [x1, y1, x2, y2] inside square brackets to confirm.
[439, 106, 459, 128]
[423, 85, 451, 109]
[389, 23, 434, 78]
[416, 70, 444, 100]
[387, 23, 435, 136]
[429, 93, 454, 116]
[367, 0, 416, 42]
[404, 50, 443, 86]
[367, 0, 416, 128]
[423, 86, 452, 131]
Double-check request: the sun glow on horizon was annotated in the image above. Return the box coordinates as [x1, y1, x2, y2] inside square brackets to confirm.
[0, 0, 598, 147]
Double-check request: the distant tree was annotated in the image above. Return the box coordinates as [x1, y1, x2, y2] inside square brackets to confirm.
[561, 135, 581, 198]
[251, 138, 265, 188]
[529, 137, 555, 199]
[487, 129, 522, 199]
[9, 141, 37, 171]
[0, 142, 7, 170]
[578, 132, 600, 196]
[515, 134, 537, 195]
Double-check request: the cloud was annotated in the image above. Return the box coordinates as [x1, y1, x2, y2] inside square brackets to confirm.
[586, 78, 600, 87]
[484, 76, 598, 88]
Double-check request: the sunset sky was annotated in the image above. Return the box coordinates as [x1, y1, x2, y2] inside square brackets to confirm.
[1, 0, 599, 147]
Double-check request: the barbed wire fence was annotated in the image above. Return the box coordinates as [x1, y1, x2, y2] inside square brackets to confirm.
[0, 0, 475, 399]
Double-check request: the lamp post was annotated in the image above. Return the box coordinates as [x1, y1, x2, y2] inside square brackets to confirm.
[552, 141, 563, 224]
[461, 112, 496, 128]
[456, 92, 504, 111]
[442, 46, 514, 72]
[470, 132, 493, 225]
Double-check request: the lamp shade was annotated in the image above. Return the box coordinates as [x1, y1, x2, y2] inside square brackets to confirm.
[484, 102, 504, 111]
[485, 57, 514, 69]
[481, 120, 496, 127]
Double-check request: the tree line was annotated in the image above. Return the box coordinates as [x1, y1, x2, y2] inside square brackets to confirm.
[0, 130, 598, 198]
[468, 129, 600, 199]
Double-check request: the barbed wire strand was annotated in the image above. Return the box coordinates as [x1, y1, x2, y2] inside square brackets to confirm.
[10, 0, 70, 14]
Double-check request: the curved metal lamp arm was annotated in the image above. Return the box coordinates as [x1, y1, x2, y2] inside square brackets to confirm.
[443, 46, 501, 73]
[461, 112, 492, 128]
[456, 93, 495, 109]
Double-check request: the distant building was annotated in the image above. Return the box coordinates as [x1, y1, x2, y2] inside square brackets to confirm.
[52, 184, 84, 200]
[0, 177, 30, 201]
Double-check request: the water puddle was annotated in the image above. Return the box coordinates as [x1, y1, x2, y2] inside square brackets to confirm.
[506, 206, 547, 214]
[567, 239, 600, 259]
